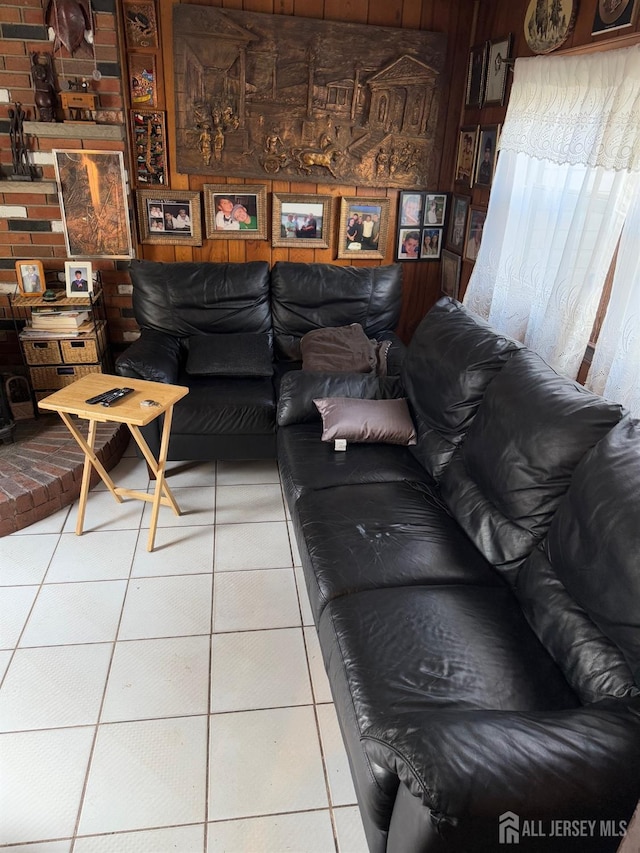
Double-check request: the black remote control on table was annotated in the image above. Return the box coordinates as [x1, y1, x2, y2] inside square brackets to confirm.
[85, 387, 134, 406]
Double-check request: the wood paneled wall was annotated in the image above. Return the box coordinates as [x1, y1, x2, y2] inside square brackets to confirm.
[137, 0, 477, 343]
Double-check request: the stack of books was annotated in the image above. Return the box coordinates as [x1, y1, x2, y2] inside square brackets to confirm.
[29, 310, 90, 334]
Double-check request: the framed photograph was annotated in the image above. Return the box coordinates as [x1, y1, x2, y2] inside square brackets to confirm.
[399, 192, 424, 228]
[474, 125, 501, 189]
[53, 150, 133, 259]
[123, 0, 159, 48]
[129, 52, 157, 107]
[446, 194, 470, 255]
[441, 250, 462, 300]
[136, 189, 202, 246]
[203, 184, 268, 240]
[421, 228, 443, 260]
[424, 193, 447, 227]
[455, 126, 479, 187]
[592, 0, 639, 33]
[395, 228, 421, 261]
[484, 35, 512, 106]
[131, 109, 166, 186]
[15, 260, 45, 296]
[272, 193, 333, 249]
[464, 205, 487, 263]
[465, 43, 488, 108]
[64, 261, 93, 297]
[338, 197, 390, 260]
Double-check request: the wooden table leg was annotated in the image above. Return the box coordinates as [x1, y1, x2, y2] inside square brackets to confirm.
[75, 417, 97, 536]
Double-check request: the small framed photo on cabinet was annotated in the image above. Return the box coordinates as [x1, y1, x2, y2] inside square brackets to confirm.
[64, 261, 93, 297]
[15, 260, 45, 296]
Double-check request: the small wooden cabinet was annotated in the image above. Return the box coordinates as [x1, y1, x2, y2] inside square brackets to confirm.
[10, 287, 112, 400]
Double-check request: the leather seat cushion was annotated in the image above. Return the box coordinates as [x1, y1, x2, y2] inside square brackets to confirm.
[278, 423, 433, 504]
[294, 481, 503, 621]
[171, 375, 275, 435]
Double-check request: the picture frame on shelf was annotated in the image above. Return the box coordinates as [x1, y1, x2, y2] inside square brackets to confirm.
[272, 193, 333, 249]
[484, 35, 512, 106]
[136, 189, 202, 246]
[15, 260, 45, 297]
[455, 126, 479, 187]
[129, 52, 158, 107]
[446, 194, 470, 255]
[421, 228, 443, 260]
[396, 227, 421, 261]
[123, 0, 159, 48]
[64, 261, 93, 297]
[337, 197, 390, 260]
[441, 250, 462, 300]
[592, 0, 639, 34]
[203, 184, 268, 240]
[53, 150, 133, 259]
[131, 109, 166, 186]
[465, 43, 488, 108]
[474, 125, 501, 190]
[464, 205, 487, 263]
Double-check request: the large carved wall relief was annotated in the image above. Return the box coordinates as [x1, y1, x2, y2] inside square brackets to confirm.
[173, 5, 447, 190]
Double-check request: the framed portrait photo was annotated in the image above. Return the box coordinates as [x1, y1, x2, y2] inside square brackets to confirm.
[474, 125, 501, 190]
[272, 193, 333, 249]
[592, 0, 639, 33]
[398, 192, 424, 228]
[446, 194, 470, 255]
[395, 227, 421, 261]
[484, 35, 512, 106]
[420, 228, 443, 260]
[203, 184, 267, 240]
[123, 0, 159, 48]
[455, 126, 479, 188]
[53, 150, 133, 259]
[131, 109, 166, 187]
[136, 189, 202, 246]
[441, 250, 462, 300]
[338, 197, 390, 260]
[15, 260, 45, 296]
[64, 261, 93, 297]
[465, 43, 488, 108]
[424, 193, 447, 227]
[464, 205, 487, 263]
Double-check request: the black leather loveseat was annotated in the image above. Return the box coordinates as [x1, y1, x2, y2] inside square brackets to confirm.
[278, 297, 640, 853]
[115, 259, 402, 461]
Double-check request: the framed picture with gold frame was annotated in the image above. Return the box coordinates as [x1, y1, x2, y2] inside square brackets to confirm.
[123, 0, 159, 48]
[203, 184, 268, 240]
[15, 260, 45, 296]
[455, 126, 479, 188]
[272, 193, 333, 249]
[136, 189, 202, 246]
[337, 196, 390, 260]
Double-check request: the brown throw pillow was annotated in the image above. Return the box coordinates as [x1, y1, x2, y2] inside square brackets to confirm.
[301, 323, 377, 373]
[313, 397, 417, 446]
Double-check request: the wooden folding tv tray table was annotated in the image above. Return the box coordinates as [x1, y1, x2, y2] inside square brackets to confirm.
[38, 374, 188, 552]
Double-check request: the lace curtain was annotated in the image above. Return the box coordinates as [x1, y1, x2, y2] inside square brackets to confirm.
[464, 46, 640, 381]
[586, 188, 640, 415]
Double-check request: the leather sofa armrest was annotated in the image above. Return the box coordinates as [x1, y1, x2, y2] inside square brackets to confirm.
[363, 705, 640, 820]
[115, 328, 181, 385]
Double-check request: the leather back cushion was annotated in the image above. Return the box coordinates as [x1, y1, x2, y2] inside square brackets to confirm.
[401, 298, 521, 480]
[270, 262, 402, 360]
[129, 259, 271, 337]
[541, 417, 640, 689]
[440, 349, 624, 575]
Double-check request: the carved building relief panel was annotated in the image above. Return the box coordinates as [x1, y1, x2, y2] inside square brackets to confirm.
[173, 5, 447, 189]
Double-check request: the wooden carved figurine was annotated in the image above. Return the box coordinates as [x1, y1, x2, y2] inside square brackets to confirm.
[8, 104, 34, 180]
[31, 52, 58, 122]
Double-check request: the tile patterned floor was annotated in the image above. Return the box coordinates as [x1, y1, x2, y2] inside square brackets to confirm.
[0, 445, 368, 853]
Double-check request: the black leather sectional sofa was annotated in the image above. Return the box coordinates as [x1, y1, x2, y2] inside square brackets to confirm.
[116, 259, 403, 461]
[278, 298, 640, 853]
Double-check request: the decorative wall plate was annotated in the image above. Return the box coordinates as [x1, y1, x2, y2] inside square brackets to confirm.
[524, 0, 579, 54]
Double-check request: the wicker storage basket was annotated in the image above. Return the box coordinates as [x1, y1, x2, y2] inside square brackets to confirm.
[5, 375, 35, 420]
[22, 339, 62, 365]
[60, 322, 106, 364]
[29, 363, 103, 391]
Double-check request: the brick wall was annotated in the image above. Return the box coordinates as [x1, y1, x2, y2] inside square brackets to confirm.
[0, 0, 134, 376]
